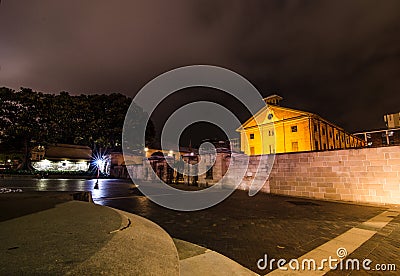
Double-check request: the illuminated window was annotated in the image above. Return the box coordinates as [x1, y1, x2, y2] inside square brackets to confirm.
[250, 133, 254, 139]
[291, 126, 297, 132]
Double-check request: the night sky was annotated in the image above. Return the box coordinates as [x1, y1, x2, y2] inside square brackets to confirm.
[1, 0, 399, 144]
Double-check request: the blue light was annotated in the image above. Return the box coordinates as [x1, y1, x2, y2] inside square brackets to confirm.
[95, 159, 104, 169]
[91, 150, 111, 175]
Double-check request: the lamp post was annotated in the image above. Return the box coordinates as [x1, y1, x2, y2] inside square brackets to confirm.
[94, 159, 103, 189]
[94, 167, 99, 189]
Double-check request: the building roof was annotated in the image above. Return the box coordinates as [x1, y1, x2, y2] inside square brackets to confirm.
[263, 94, 283, 105]
[237, 103, 347, 133]
[44, 144, 92, 161]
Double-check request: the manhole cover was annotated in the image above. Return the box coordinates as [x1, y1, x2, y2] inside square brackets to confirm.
[287, 200, 320, 206]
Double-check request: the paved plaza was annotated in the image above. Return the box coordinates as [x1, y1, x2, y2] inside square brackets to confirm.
[1, 178, 399, 274]
[95, 183, 399, 274]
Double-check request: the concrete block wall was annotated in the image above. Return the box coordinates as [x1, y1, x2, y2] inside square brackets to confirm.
[238, 146, 400, 205]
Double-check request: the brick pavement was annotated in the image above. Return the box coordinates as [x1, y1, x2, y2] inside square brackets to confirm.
[98, 186, 387, 274]
[325, 211, 400, 276]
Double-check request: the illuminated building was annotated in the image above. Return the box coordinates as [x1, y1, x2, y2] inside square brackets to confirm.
[31, 144, 92, 171]
[354, 128, 400, 147]
[354, 112, 400, 147]
[384, 112, 400, 128]
[109, 147, 193, 179]
[237, 95, 365, 155]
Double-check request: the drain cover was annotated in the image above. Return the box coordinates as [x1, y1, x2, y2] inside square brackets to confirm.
[287, 200, 320, 206]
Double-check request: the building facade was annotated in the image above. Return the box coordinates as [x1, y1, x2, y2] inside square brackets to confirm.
[354, 128, 400, 147]
[31, 144, 92, 172]
[384, 112, 400, 128]
[124, 145, 231, 187]
[237, 95, 365, 155]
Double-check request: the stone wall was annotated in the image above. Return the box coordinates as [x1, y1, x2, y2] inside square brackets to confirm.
[238, 146, 400, 205]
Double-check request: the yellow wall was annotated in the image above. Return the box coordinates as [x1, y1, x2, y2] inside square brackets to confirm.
[242, 117, 312, 155]
[238, 105, 365, 155]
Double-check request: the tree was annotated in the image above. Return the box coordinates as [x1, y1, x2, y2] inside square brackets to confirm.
[0, 87, 48, 169]
[84, 93, 155, 151]
[0, 87, 156, 170]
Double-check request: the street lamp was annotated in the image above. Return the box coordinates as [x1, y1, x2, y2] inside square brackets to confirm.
[93, 158, 105, 189]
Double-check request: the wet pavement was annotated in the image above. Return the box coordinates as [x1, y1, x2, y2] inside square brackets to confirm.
[1, 178, 397, 274]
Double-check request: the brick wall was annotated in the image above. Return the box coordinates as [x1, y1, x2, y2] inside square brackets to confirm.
[237, 146, 400, 205]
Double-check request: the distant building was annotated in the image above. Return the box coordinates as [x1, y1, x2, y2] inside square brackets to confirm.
[353, 128, 400, 147]
[126, 144, 231, 186]
[31, 144, 92, 171]
[229, 138, 241, 153]
[354, 111, 400, 147]
[384, 112, 400, 128]
[109, 146, 194, 179]
[109, 152, 143, 178]
[143, 147, 183, 159]
[237, 95, 365, 155]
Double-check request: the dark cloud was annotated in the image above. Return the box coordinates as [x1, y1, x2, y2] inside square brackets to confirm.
[1, 0, 399, 138]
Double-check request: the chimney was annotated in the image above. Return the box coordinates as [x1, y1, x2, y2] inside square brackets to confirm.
[263, 94, 283, 106]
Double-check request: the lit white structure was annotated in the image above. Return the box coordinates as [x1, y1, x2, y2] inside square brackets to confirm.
[32, 159, 89, 171]
[31, 144, 92, 172]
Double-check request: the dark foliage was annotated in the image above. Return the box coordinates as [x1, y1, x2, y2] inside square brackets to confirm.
[0, 87, 155, 169]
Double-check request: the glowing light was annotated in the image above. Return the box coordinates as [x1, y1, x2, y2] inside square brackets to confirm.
[91, 150, 111, 175]
[34, 159, 52, 170]
[7, 159, 11, 163]
[144, 147, 149, 152]
[42, 159, 51, 166]
[77, 161, 89, 171]
[95, 159, 105, 169]
[32, 159, 89, 172]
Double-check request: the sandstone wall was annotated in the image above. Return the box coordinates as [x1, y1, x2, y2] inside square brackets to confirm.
[237, 146, 400, 205]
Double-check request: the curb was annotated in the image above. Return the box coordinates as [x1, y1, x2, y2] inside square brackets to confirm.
[68, 206, 181, 275]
